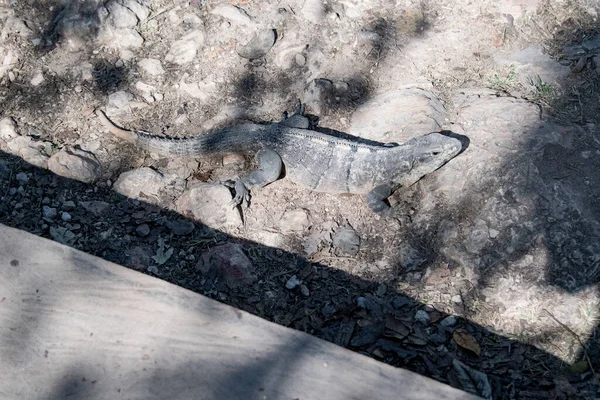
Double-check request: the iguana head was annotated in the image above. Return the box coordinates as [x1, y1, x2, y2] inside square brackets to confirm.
[394, 132, 462, 186]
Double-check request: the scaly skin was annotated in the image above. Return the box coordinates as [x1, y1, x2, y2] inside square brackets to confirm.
[96, 110, 462, 214]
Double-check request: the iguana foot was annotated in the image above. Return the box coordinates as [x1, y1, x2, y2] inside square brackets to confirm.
[367, 183, 394, 214]
[220, 179, 251, 208]
[280, 100, 310, 129]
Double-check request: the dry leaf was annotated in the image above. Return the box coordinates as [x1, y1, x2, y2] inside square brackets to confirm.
[384, 315, 410, 339]
[569, 360, 589, 374]
[453, 328, 481, 356]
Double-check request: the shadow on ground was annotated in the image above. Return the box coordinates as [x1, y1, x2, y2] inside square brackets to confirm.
[0, 146, 596, 399]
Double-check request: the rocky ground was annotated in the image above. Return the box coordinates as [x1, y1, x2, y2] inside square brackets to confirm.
[1, 0, 600, 398]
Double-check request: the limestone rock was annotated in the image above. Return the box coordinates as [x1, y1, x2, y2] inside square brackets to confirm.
[279, 209, 310, 232]
[107, 1, 139, 28]
[175, 183, 242, 229]
[113, 167, 172, 204]
[210, 4, 255, 26]
[165, 29, 205, 65]
[0, 117, 18, 140]
[237, 29, 276, 60]
[138, 58, 165, 76]
[332, 227, 361, 255]
[48, 148, 102, 183]
[348, 87, 445, 143]
[495, 46, 570, 88]
[5, 136, 49, 168]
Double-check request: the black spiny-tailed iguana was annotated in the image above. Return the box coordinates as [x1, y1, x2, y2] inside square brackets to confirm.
[96, 110, 462, 215]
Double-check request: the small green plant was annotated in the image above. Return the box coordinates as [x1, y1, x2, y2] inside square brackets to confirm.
[528, 75, 554, 96]
[488, 65, 517, 90]
[43, 142, 60, 157]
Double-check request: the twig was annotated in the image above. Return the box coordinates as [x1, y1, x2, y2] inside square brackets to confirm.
[543, 309, 600, 386]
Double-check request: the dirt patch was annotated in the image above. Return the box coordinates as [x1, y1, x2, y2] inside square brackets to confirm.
[1, 0, 600, 398]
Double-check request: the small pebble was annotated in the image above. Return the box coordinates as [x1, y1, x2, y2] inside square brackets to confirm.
[62, 200, 76, 211]
[42, 206, 57, 219]
[321, 304, 336, 317]
[356, 296, 367, 308]
[15, 172, 29, 184]
[136, 224, 150, 237]
[440, 315, 457, 327]
[300, 284, 310, 297]
[61, 211, 72, 222]
[392, 296, 410, 308]
[295, 53, 306, 66]
[415, 310, 431, 324]
[285, 275, 302, 290]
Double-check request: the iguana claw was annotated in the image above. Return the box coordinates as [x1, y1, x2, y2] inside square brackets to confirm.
[221, 179, 250, 209]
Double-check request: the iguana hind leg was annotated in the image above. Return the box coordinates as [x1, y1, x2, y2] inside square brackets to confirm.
[367, 183, 399, 215]
[279, 100, 310, 129]
[228, 148, 283, 207]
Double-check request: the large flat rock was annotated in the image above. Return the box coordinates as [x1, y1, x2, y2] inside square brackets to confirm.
[0, 224, 477, 400]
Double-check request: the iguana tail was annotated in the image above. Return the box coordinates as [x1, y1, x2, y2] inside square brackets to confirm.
[95, 109, 263, 156]
[95, 110, 138, 143]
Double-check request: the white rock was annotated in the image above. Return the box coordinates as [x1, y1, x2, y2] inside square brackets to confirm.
[183, 12, 203, 27]
[117, 28, 144, 48]
[113, 167, 167, 201]
[210, 4, 255, 26]
[279, 209, 310, 232]
[30, 71, 44, 86]
[332, 227, 361, 255]
[120, 0, 150, 21]
[165, 29, 205, 65]
[300, 0, 325, 23]
[0, 49, 18, 79]
[495, 46, 570, 88]
[237, 29, 276, 60]
[138, 58, 165, 75]
[107, 0, 138, 28]
[48, 148, 102, 183]
[175, 183, 242, 229]
[108, 90, 134, 109]
[5, 136, 49, 168]
[135, 81, 157, 102]
[179, 79, 215, 100]
[98, 25, 143, 49]
[348, 87, 445, 143]
[0, 117, 18, 140]
[0, 16, 33, 40]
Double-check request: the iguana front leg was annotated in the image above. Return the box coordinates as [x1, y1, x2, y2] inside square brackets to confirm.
[227, 148, 283, 207]
[367, 183, 401, 216]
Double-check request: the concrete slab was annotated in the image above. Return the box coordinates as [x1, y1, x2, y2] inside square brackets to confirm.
[0, 224, 479, 399]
